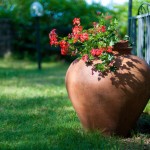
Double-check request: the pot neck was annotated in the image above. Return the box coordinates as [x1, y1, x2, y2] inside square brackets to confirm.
[113, 41, 132, 55]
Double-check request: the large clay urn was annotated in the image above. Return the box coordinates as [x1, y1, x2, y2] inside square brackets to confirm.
[65, 41, 150, 137]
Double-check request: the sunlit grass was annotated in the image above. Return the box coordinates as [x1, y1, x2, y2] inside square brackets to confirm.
[0, 59, 149, 150]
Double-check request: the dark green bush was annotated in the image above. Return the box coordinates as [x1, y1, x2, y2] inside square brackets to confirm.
[0, 0, 110, 61]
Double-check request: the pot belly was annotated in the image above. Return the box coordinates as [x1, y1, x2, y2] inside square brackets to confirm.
[65, 57, 150, 137]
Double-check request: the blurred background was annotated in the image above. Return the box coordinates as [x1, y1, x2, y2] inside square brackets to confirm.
[0, 0, 149, 64]
[0, 1, 150, 149]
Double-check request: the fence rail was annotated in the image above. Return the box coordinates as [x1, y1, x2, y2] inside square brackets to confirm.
[129, 2, 150, 65]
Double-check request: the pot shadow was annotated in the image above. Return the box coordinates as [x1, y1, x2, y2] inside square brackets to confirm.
[108, 55, 150, 104]
[120, 113, 150, 150]
[109, 55, 145, 89]
[88, 54, 149, 83]
[108, 56, 150, 134]
[72, 58, 80, 64]
[133, 112, 150, 135]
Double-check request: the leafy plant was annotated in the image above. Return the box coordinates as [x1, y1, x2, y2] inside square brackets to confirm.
[49, 13, 120, 72]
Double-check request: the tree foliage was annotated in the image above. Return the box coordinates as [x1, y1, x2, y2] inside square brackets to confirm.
[0, 0, 111, 60]
[112, 0, 150, 37]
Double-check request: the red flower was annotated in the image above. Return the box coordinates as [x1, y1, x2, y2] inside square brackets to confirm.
[79, 33, 89, 42]
[50, 37, 58, 46]
[49, 29, 58, 46]
[107, 46, 113, 53]
[91, 48, 103, 56]
[73, 18, 80, 25]
[61, 48, 68, 55]
[82, 54, 89, 62]
[60, 40, 69, 55]
[49, 29, 56, 36]
[96, 49, 103, 56]
[72, 26, 83, 43]
[73, 33, 80, 43]
[72, 25, 82, 34]
[91, 49, 97, 56]
[101, 26, 106, 32]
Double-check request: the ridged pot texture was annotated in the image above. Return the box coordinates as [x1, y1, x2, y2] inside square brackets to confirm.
[65, 52, 150, 137]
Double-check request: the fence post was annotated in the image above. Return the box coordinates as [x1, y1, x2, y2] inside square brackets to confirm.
[128, 0, 132, 36]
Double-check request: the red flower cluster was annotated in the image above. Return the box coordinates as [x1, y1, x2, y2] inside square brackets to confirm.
[90, 46, 112, 57]
[82, 54, 89, 62]
[91, 48, 103, 56]
[60, 40, 69, 55]
[73, 18, 80, 25]
[72, 25, 82, 34]
[101, 25, 106, 32]
[72, 18, 89, 43]
[49, 18, 89, 55]
[72, 25, 83, 43]
[107, 46, 113, 53]
[49, 13, 119, 72]
[79, 33, 89, 42]
[49, 17, 112, 56]
[49, 29, 58, 46]
[92, 23, 106, 33]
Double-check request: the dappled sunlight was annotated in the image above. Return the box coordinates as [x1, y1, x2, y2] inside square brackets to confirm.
[59, 106, 74, 111]
[144, 101, 150, 114]
[0, 59, 69, 101]
[0, 74, 66, 88]
[0, 85, 67, 100]
[0, 59, 67, 70]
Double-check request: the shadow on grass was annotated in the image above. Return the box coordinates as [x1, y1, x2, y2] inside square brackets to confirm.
[1, 127, 149, 150]
[135, 113, 150, 135]
[1, 96, 150, 150]
[0, 64, 68, 87]
[118, 113, 150, 150]
[0, 125, 122, 149]
[1, 95, 70, 112]
[1, 98, 150, 150]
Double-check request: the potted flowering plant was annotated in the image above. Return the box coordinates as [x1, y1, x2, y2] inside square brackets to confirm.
[49, 13, 119, 73]
[49, 13, 150, 137]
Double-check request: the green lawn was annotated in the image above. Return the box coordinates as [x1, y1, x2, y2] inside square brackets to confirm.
[0, 59, 149, 150]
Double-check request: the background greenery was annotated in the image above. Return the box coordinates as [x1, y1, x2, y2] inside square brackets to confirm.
[1, 0, 150, 60]
[112, 0, 150, 37]
[0, 0, 108, 60]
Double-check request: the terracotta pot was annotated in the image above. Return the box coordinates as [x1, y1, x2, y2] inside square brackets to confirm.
[65, 41, 150, 137]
